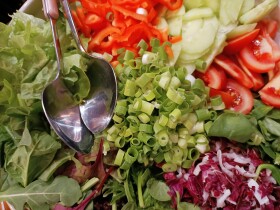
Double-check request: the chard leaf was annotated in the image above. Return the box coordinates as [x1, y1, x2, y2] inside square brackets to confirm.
[39, 149, 75, 182]
[0, 176, 82, 210]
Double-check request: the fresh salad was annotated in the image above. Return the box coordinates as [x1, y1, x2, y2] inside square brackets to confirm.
[1, 0, 280, 209]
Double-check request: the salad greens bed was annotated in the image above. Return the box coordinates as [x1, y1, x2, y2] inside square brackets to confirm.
[1, 0, 280, 210]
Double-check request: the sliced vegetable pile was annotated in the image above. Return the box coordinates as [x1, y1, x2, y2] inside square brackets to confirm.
[70, 0, 182, 60]
[2, 0, 280, 210]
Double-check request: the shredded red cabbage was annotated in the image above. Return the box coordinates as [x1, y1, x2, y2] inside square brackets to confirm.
[164, 140, 280, 209]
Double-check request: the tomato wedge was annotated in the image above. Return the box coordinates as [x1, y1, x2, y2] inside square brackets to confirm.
[257, 18, 278, 38]
[225, 79, 254, 114]
[194, 65, 227, 90]
[239, 35, 277, 73]
[223, 28, 260, 55]
[214, 54, 253, 89]
[259, 71, 280, 108]
[236, 55, 265, 91]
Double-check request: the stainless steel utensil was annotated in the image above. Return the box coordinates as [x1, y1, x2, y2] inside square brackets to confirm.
[42, 0, 93, 153]
[60, 0, 118, 134]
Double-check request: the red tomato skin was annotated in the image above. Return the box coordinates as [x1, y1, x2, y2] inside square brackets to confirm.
[257, 19, 278, 38]
[259, 72, 280, 108]
[225, 79, 254, 114]
[236, 55, 265, 91]
[239, 35, 276, 73]
[194, 65, 227, 90]
[214, 54, 254, 89]
[224, 29, 260, 55]
[209, 88, 234, 109]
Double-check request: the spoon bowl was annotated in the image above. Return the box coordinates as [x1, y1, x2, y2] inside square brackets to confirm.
[60, 0, 118, 134]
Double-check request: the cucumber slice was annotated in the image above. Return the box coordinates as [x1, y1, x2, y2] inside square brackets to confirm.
[169, 41, 182, 66]
[167, 16, 183, 36]
[227, 23, 257, 39]
[165, 5, 186, 19]
[183, 7, 214, 21]
[219, 0, 245, 25]
[201, 27, 228, 71]
[239, 0, 278, 24]
[179, 49, 209, 62]
[240, 0, 255, 15]
[181, 17, 219, 54]
[204, 0, 220, 14]
[184, 0, 205, 9]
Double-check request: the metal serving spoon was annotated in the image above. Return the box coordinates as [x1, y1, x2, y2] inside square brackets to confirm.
[60, 0, 118, 134]
[42, 0, 93, 153]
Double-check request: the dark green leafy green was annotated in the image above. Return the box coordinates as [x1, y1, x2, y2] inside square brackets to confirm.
[5, 129, 61, 187]
[0, 176, 82, 210]
[208, 112, 254, 143]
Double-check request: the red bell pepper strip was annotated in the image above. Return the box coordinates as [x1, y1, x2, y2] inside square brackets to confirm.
[111, 5, 148, 22]
[154, 0, 183, 10]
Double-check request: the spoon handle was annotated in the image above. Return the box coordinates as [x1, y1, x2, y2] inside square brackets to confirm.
[60, 0, 87, 54]
[42, 0, 63, 79]
[43, 0, 59, 20]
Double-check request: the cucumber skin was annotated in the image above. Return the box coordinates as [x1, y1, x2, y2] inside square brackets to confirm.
[239, 0, 279, 24]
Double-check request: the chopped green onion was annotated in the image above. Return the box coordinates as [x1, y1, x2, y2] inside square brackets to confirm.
[210, 95, 225, 110]
[188, 148, 200, 160]
[156, 129, 169, 146]
[138, 113, 150, 123]
[169, 76, 181, 89]
[140, 100, 154, 115]
[153, 120, 164, 134]
[120, 147, 138, 170]
[162, 163, 177, 172]
[159, 72, 172, 90]
[114, 149, 125, 166]
[139, 123, 153, 133]
[195, 108, 211, 121]
[124, 79, 137, 97]
[169, 108, 182, 122]
[113, 114, 123, 124]
[115, 137, 125, 148]
[124, 50, 135, 61]
[182, 159, 193, 169]
[195, 59, 206, 70]
[136, 73, 154, 88]
[166, 87, 185, 105]
[130, 138, 142, 149]
[143, 90, 155, 101]
[178, 138, 188, 149]
[159, 115, 168, 126]
[137, 39, 148, 50]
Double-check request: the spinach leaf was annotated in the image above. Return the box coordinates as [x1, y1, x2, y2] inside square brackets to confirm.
[262, 117, 280, 137]
[147, 178, 171, 202]
[208, 112, 254, 143]
[0, 176, 82, 210]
